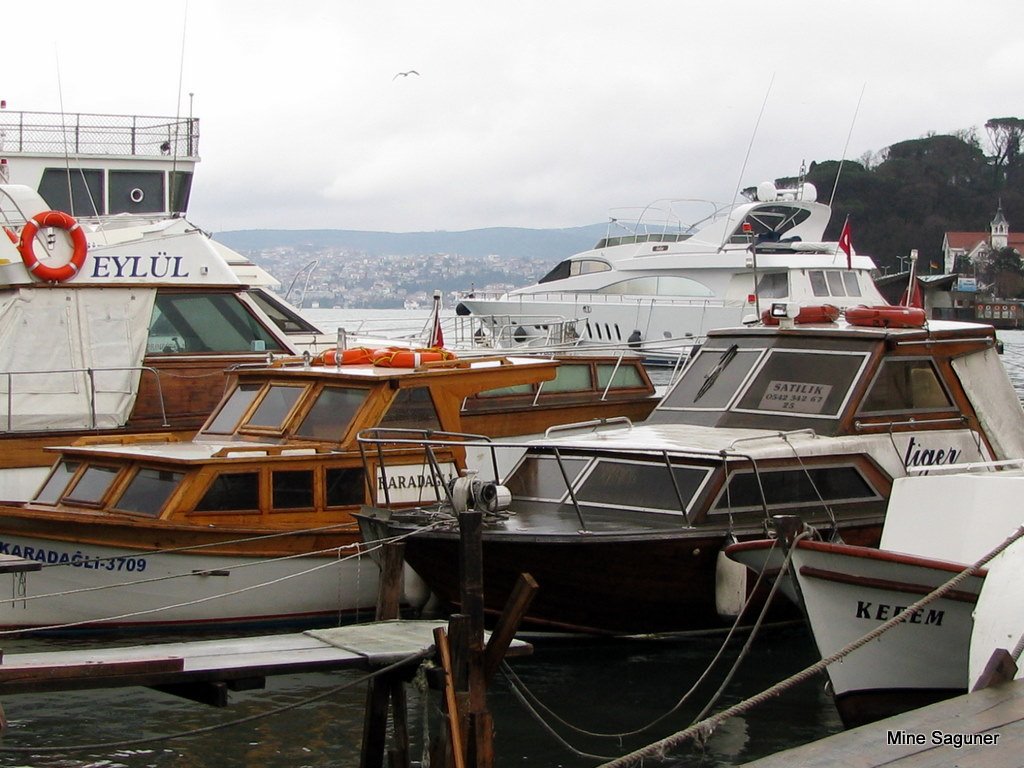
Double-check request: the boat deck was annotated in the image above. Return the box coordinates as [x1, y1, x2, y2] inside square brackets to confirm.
[0, 620, 530, 696]
[742, 677, 1024, 767]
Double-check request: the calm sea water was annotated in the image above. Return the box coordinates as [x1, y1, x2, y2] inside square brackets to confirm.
[1, 319, 1021, 768]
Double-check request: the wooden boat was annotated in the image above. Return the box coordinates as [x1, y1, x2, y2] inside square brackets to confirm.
[0, 352, 569, 632]
[356, 309, 1024, 635]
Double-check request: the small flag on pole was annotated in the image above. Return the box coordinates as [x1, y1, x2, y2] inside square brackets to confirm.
[429, 293, 444, 348]
[838, 217, 853, 270]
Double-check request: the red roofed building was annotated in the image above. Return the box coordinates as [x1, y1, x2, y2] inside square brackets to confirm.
[942, 204, 1024, 273]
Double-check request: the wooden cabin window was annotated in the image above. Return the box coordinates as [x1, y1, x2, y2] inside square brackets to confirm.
[195, 472, 260, 512]
[246, 385, 306, 430]
[326, 467, 365, 507]
[114, 468, 183, 517]
[34, 460, 81, 504]
[272, 470, 314, 510]
[858, 359, 953, 414]
[473, 382, 535, 398]
[596, 363, 646, 390]
[712, 465, 879, 513]
[65, 465, 120, 506]
[379, 388, 441, 430]
[294, 386, 369, 440]
[205, 383, 262, 434]
[543, 364, 593, 393]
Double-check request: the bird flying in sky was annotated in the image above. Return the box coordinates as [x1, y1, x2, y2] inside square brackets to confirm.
[393, 70, 420, 80]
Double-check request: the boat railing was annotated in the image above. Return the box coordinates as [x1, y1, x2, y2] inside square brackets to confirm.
[455, 289, 753, 313]
[906, 458, 1024, 475]
[356, 430, 790, 532]
[0, 110, 200, 159]
[544, 416, 633, 438]
[1, 365, 168, 432]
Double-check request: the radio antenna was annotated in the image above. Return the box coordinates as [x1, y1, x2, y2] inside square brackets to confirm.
[720, 73, 774, 251]
[829, 83, 867, 208]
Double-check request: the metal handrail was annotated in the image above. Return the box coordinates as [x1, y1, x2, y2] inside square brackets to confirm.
[2, 365, 167, 432]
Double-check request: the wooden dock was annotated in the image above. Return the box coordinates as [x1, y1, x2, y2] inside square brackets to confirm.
[0, 620, 528, 702]
[742, 677, 1024, 767]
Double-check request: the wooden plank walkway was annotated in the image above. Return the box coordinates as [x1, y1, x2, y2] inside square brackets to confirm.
[742, 678, 1024, 767]
[0, 620, 531, 696]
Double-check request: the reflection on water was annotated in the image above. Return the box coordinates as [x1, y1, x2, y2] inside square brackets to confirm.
[0, 325, 1022, 767]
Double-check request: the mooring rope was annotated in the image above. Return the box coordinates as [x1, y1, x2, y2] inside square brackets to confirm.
[0, 650, 433, 754]
[499, 536, 789, 750]
[595, 523, 1024, 767]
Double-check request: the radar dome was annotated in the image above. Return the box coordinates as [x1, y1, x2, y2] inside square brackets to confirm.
[756, 182, 778, 202]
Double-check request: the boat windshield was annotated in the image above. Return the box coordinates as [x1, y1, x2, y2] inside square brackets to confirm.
[504, 453, 713, 518]
[653, 339, 873, 432]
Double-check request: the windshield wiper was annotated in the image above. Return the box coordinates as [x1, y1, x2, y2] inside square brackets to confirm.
[694, 344, 738, 402]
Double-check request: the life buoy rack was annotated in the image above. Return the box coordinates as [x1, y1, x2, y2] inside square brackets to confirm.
[18, 210, 88, 282]
[373, 347, 458, 368]
[845, 305, 927, 329]
[761, 304, 840, 326]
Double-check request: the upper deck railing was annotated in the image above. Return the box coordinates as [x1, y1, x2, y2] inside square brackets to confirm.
[0, 110, 199, 159]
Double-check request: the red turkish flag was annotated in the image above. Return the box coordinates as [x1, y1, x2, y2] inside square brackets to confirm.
[838, 218, 853, 269]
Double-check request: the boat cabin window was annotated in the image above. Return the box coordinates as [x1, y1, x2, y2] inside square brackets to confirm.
[733, 349, 867, 418]
[148, 292, 286, 354]
[541, 363, 593, 393]
[755, 272, 789, 299]
[65, 465, 120, 506]
[538, 260, 572, 284]
[728, 206, 812, 243]
[809, 270, 863, 298]
[596, 362, 648, 390]
[575, 459, 710, 515]
[113, 468, 184, 517]
[505, 454, 711, 516]
[326, 467, 366, 507]
[34, 460, 81, 505]
[505, 455, 590, 500]
[599, 276, 714, 298]
[474, 382, 535, 398]
[195, 472, 260, 512]
[271, 470, 314, 510]
[246, 385, 306, 430]
[247, 289, 322, 334]
[659, 345, 766, 410]
[295, 386, 370, 440]
[378, 388, 441, 430]
[858, 358, 953, 414]
[205, 383, 262, 434]
[712, 465, 880, 514]
[538, 258, 613, 284]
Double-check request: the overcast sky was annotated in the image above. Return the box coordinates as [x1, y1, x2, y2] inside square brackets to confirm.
[4, 1, 1022, 233]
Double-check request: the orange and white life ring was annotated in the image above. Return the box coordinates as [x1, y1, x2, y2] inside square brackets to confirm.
[18, 210, 88, 282]
[317, 346, 379, 366]
[845, 305, 927, 329]
[761, 304, 840, 326]
[372, 347, 458, 368]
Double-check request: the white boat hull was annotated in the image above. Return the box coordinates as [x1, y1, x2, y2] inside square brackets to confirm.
[792, 542, 983, 727]
[0, 534, 388, 632]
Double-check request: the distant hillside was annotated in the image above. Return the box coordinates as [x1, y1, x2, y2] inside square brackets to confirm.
[215, 224, 610, 260]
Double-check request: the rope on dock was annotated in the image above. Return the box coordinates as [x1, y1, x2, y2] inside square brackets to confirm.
[497, 537, 790, 758]
[0, 649, 433, 755]
[595, 523, 1024, 768]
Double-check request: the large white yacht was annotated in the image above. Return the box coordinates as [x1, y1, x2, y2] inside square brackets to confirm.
[455, 181, 887, 355]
